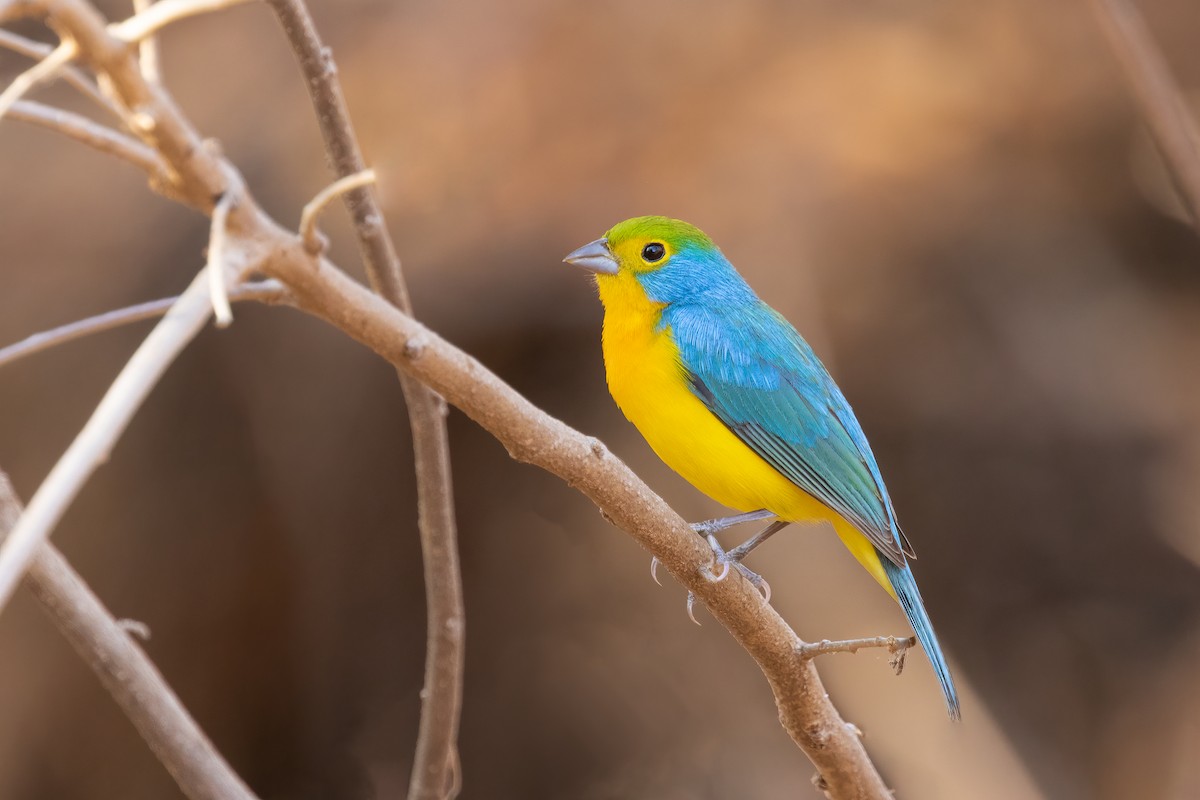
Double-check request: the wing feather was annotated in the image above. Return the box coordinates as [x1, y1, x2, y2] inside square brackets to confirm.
[670, 303, 911, 566]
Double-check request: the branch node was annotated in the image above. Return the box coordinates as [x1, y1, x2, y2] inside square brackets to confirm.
[130, 108, 158, 133]
[117, 618, 152, 640]
[403, 334, 428, 360]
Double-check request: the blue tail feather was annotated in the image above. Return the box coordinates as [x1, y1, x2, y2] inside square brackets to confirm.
[882, 558, 961, 720]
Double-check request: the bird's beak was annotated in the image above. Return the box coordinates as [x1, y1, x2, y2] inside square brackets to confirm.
[563, 237, 618, 275]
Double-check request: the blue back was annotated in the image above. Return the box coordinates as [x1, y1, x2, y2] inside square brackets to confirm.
[637, 245, 907, 565]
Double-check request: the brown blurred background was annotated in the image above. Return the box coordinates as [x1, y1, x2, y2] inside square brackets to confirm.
[3, 0, 1200, 797]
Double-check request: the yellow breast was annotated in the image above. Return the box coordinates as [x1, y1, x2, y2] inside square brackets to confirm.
[595, 272, 892, 594]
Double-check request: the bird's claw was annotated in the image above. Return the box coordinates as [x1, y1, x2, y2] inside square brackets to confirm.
[710, 555, 731, 582]
[650, 556, 662, 586]
[738, 564, 771, 603]
[705, 533, 771, 601]
[686, 591, 701, 625]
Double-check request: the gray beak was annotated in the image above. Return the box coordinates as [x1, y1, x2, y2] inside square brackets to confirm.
[563, 237, 619, 275]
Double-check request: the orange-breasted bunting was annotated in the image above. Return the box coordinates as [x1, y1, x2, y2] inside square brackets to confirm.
[564, 216, 960, 720]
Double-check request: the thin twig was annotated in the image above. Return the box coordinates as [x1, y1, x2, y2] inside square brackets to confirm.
[264, 3, 465, 798]
[0, 279, 285, 370]
[798, 635, 917, 675]
[0, 38, 77, 121]
[0, 472, 260, 800]
[0, 29, 117, 113]
[33, 0, 233, 211]
[299, 168, 376, 254]
[0, 269, 213, 613]
[131, 0, 160, 82]
[109, 0, 254, 44]
[7, 99, 164, 173]
[206, 191, 234, 327]
[1090, 0, 1200, 230]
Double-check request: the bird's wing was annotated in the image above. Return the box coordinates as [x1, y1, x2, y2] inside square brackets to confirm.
[668, 302, 910, 566]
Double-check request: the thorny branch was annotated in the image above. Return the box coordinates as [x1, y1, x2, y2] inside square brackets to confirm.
[263, 3, 465, 798]
[0, 473, 259, 800]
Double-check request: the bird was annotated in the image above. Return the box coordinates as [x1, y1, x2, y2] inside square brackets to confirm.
[563, 215, 960, 719]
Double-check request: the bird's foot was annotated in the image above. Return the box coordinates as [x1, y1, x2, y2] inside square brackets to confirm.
[703, 532, 772, 603]
[681, 556, 770, 626]
[649, 516, 777, 621]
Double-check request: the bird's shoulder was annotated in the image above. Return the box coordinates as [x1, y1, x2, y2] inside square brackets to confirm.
[663, 300, 834, 408]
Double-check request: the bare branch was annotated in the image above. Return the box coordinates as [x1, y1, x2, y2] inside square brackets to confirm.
[1090, 0, 1200, 230]
[131, 0, 160, 82]
[264, 3, 464, 797]
[0, 269, 214, 613]
[206, 191, 235, 327]
[0, 472, 259, 800]
[7, 99, 165, 174]
[108, 0, 254, 44]
[0, 279, 285, 370]
[0, 29, 116, 113]
[32, 0, 232, 210]
[0, 38, 77, 121]
[798, 636, 917, 675]
[299, 168, 376, 255]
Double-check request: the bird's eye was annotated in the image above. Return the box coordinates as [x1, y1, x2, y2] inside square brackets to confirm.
[641, 242, 666, 263]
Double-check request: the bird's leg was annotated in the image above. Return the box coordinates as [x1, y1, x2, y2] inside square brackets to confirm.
[652, 508, 777, 584]
[689, 508, 776, 536]
[726, 519, 791, 563]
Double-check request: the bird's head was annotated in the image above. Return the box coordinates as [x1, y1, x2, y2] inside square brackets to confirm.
[563, 216, 752, 307]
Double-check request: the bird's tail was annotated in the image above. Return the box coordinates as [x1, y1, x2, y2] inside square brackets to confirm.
[881, 558, 961, 720]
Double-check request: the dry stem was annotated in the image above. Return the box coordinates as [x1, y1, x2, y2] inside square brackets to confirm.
[108, 0, 254, 44]
[299, 168, 377, 254]
[0, 280, 285, 370]
[0, 472, 259, 800]
[0, 269, 214, 612]
[0, 38, 77, 120]
[206, 191, 235, 327]
[131, 0, 160, 82]
[0, 29, 116, 112]
[264, 3, 465, 797]
[798, 636, 917, 675]
[7, 99, 164, 173]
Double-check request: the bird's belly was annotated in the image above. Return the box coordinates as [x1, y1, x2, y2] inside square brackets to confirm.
[603, 324, 830, 523]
